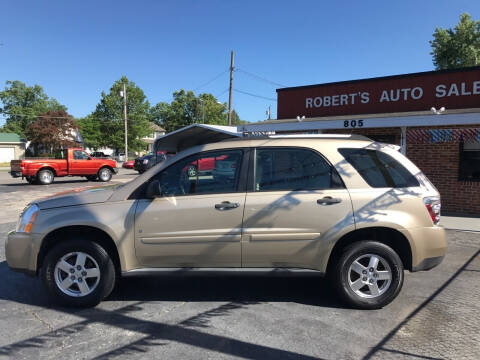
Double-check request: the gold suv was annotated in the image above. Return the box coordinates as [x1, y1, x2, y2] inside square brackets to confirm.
[6, 135, 446, 309]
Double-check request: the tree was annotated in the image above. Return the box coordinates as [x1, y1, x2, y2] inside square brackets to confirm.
[91, 76, 152, 152]
[77, 115, 102, 150]
[25, 111, 78, 155]
[0, 80, 66, 137]
[151, 90, 243, 132]
[430, 13, 480, 69]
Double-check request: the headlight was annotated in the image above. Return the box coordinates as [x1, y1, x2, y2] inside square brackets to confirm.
[143, 159, 149, 164]
[16, 204, 39, 233]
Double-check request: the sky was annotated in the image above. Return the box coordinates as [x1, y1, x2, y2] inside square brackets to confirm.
[1, 0, 480, 125]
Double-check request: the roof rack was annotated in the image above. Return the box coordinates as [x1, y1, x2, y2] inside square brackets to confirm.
[267, 134, 372, 141]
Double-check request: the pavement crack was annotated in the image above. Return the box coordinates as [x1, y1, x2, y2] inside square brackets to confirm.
[27, 309, 55, 332]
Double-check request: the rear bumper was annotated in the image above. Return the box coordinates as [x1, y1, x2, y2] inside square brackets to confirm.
[412, 256, 445, 271]
[9, 171, 22, 178]
[400, 226, 447, 272]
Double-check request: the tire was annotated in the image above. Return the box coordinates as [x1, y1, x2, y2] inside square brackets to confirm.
[187, 165, 197, 177]
[86, 175, 97, 181]
[97, 167, 112, 182]
[331, 241, 404, 310]
[42, 239, 116, 307]
[37, 169, 54, 185]
[26, 176, 37, 185]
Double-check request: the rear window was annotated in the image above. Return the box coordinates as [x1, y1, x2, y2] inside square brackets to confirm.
[339, 148, 419, 188]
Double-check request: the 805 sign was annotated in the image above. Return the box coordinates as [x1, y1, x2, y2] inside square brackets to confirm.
[343, 119, 364, 128]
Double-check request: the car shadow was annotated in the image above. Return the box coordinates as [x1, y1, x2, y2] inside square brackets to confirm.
[0, 261, 344, 309]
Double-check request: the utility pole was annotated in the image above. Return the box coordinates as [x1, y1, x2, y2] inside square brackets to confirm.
[122, 82, 128, 161]
[228, 50, 234, 126]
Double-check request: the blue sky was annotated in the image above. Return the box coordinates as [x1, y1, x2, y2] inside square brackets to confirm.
[1, 0, 479, 125]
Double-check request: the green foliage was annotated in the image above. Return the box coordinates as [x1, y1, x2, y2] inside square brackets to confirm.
[0, 80, 66, 137]
[430, 13, 480, 69]
[151, 90, 244, 132]
[77, 114, 102, 150]
[91, 76, 152, 152]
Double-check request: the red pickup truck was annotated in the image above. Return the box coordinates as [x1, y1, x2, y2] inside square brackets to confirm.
[10, 148, 118, 185]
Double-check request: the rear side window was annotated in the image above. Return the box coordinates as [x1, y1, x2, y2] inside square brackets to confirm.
[255, 148, 343, 191]
[339, 148, 419, 188]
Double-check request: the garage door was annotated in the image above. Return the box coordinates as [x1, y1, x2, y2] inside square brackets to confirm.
[0, 147, 15, 162]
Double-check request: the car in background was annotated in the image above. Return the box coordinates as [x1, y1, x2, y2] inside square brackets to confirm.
[122, 160, 134, 169]
[134, 151, 175, 174]
[90, 151, 111, 158]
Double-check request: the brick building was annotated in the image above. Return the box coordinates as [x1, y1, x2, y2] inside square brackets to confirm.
[241, 66, 480, 215]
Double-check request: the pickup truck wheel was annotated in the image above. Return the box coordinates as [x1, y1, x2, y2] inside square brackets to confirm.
[98, 167, 112, 182]
[187, 165, 197, 177]
[37, 169, 54, 185]
[331, 241, 404, 310]
[42, 239, 115, 307]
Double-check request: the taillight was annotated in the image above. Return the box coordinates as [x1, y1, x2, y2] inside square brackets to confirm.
[424, 196, 441, 225]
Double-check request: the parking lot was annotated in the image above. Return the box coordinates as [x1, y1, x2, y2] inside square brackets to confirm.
[0, 169, 479, 359]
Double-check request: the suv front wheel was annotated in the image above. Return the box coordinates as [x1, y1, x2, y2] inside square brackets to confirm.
[42, 239, 116, 307]
[332, 241, 404, 309]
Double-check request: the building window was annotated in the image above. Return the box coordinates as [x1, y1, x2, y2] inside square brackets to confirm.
[459, 141, 480, 181]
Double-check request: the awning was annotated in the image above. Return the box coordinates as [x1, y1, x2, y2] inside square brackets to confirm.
[153, 124, 242, 153]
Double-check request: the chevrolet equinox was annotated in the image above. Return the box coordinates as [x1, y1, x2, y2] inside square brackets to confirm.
[6, 135, 447, 309]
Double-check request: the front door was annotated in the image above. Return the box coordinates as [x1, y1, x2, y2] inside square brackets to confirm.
[70, 150, 95, 175]
[242, 147, 354, 270]
[134, 149, 246, 267]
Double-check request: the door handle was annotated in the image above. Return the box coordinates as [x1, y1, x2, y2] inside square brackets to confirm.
[215, 201, 240, 210]
[317, 196, 342, 205]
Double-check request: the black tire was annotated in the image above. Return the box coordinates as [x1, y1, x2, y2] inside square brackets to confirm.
[187, 165, 197, 177]
[42, 239, 116, 307]
[97, 167, 112, 182]
[331, 241, 404, 310]
[26, 176, 37, 185]
[86, 175, 97, 181]
[37, 169, 54, 185]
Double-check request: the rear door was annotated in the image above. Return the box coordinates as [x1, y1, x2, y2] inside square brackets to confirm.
[134, 149, 248, 267]
[242, 147, 354, 270]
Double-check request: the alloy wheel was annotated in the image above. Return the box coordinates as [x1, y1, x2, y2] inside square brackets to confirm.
[54, 252, 101, 297]
[347, 253, 392, 298]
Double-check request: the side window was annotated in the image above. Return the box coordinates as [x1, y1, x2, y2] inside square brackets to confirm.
[73, 150, 90, 160]
[153, 150, 243, 196]
[338, 148, 419, 188]
[255, 148, 343, 191]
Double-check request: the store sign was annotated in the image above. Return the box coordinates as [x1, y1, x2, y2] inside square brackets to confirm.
[277, 67, 480, 119]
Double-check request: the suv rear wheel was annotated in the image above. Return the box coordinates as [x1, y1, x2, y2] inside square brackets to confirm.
[42, 239, 116, 307]
[332, 241, 404, 309]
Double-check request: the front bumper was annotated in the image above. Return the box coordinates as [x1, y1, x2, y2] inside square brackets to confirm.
[5, 231, 38, 276]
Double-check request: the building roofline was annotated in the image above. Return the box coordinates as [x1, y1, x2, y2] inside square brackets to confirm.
[276, 65, 480, 92]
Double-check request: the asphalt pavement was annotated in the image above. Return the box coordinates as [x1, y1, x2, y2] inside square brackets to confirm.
[0, 171, 479, 359]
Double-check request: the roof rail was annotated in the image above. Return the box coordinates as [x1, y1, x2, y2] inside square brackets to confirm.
[267, 134, 372, 141]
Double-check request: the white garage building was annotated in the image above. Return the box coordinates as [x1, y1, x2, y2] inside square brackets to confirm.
[0, 133, 26, 162]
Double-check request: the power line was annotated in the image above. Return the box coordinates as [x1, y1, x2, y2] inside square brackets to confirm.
[234, 89, 277, 102]
[215, 88, 229, 99]
[193, 68, 229, 91]
[0, 112, 73, 119]
[236, 68, 287, 88]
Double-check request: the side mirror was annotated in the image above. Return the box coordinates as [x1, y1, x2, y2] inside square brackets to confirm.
[146, 180, 162, 199]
